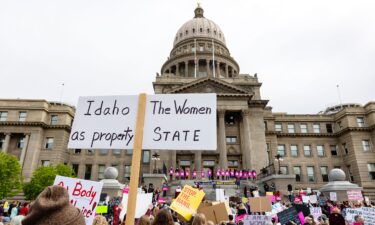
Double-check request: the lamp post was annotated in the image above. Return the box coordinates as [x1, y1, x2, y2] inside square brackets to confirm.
[152, 152, 160, 173]
[274, 154, 284, 174]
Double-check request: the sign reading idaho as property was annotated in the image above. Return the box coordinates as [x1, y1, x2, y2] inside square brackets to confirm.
[68, 94, 216, 150]
[54, 175, 103, 225]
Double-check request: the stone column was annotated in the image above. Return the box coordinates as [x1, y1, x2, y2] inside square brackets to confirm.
[206, 59, 210, 77]
[185, 61, 189, 77]
[241, 110, 251, 169]
[176, 64, 179, 76]
[2, 133, 11, 153]
[195, 151, 202, 178]
[20, 134, 30, 168]
[171, 150, 176, 169]
[218, 110, 228, 169]
[91, 164, 98, 181]
[225, 65, 229, 78]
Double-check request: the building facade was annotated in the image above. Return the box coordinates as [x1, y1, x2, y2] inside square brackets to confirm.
[0, 5, 374, 198]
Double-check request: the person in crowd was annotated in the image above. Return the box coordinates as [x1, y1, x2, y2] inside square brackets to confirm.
[216, 169, 221, 180]
[304, 217, 313, 225]
[21, 185, 85, 225]
[329, 207, 345, 225]
[152, 209, 174, 225]
[93, 215, 108, 225]
[237, 203, 247, 216]
[11, 215, 24, 225]
[307, 215, 317, 225]
[201, 170, 205, 179]
[138, 215, 151, 225]
[208, 168, 212, 180]
[219, 221, 227, 225]
[354, 215, 364, 225]
[193, 169, 197, 180]
[207, 220, 215, 225]
[318, 215, 329, 225]
[227, 214, 235, 225]
[9, 202, 18, 220]
[175, 169, 180, 180]
[169, 167, 174, 180]
[192, 213, 207, 225]
[18, 203, 28, 216]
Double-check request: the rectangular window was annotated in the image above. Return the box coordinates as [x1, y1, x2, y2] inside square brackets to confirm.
[72, 164, 79, 176]
[50, 115, 58, 125]
[45, 137, 54, 149]
[87, 149, 94, 155]
[320, 166, 329, 182]
[74, 149, 81, 154]
[347, 165, 354, 182]
[317, 145, 325, 156]
[275, 123, 282, 132]
[0, 137, 4, 149]
[290, 145, 298, 156]
[294, 166, 301, 182]
[367, 164, 375, 180]
[143, 150, 150, 163]
[84, 164, 92, 180]
[357, 117, 365, 127]
[326, 123, 333, 133]
[99, 149, 108, 155]
[313, 124, 320, 133]
[98, 164, 106, 180]
[342, 143, 348, 155]
[280, 166, 288, 175]
[277, 144, 285, 156]
[264, 121, 268, 132]
[362, 140, 371, 151]
[17, 138, 25, 149]
[124, 165, 131, 177]
[304, 145, 311, 156]
[0, 112, 8, 121]
[228, 160, 239, 167]
[287, 124, 295, 133]
[307, 166, 315, 182]
[330, 145, 338, 156]
[41, 160, 50, 166]
[126, 149, 133, 155]
[226, 136, 237, 144]
[199, 46, 204, 51]
[19, 111, 27, 122]
[300, 124, 308, 133]
[191, 47, 196, 53]
[112, 149, 121, 155]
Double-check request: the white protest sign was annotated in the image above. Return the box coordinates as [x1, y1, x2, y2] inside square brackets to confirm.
[347, 189, 364, 201]
[302, 196, 310, 203]
[120, 192, 153, 219]
[362, 207, 375, 225]
[216, 189, 225, 201]
[54, 176, 103, 225]
[244, 215, 272, 225]
[68, 94, 216, 150]
[309, 195, 318, 204]
[271, 202, 283, 214]
[253, 190, 260, 197]
[307, 188, 312, 194]
[344, 208, 363, 225]
[309, 207, 322, 223]
[330, 192, 337, 201]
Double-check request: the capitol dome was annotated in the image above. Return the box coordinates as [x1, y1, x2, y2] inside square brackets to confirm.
[173, 5, 226, 47]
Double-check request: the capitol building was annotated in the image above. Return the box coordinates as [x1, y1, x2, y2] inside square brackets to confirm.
[0, 5, 374, 198]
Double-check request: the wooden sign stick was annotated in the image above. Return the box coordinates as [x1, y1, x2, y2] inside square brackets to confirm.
[125, 93, 147, 225]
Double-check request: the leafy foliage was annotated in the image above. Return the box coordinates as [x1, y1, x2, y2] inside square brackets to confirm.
[23, 163, 76, 200]
[0, 152, 22, 199]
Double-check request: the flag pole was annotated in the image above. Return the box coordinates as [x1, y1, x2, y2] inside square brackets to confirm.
[212, 39, 215, 78]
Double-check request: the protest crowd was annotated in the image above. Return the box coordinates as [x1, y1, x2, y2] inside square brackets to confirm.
[1, 180, 374, 225]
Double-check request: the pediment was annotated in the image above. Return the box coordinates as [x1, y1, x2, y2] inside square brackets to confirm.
[168, 77, 250, 95]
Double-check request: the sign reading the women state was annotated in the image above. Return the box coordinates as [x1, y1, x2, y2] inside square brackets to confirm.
[68, 94, 216, 150]
[54, 176, 103, 225]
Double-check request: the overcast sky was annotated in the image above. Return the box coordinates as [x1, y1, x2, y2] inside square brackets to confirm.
[0, 0, 374, 114]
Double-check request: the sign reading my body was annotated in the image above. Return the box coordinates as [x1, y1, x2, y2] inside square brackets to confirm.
[71, 99, 134, 147]
[150, 99, 212, 142]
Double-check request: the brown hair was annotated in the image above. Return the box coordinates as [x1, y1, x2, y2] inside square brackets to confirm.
[192, 213, 207, 225]
[139, 215, 151, 225]
[152, 209, 174, 225]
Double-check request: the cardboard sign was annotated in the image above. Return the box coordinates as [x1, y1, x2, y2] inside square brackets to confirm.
[244, 215, 272, 225]
[347, 190, 364, 201]
[68, 94, 217, 150]
[54, 176, 103, 225]
[309, 207, 322, 223]
[198, 202, 229, 224]
[96, 206, 108, 214]
[330, 192, 337, 201]
[170, 185, 205, 221]
[277, 207, 301, 225]
[249, 197, 272, 212]
[120, 192, 153, 219]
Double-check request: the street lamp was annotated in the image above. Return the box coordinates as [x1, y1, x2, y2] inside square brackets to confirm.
[274, 154, 284, 174]
[151, 152, 160, 173]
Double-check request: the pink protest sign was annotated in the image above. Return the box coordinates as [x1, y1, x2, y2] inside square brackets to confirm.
[298, 211, 305, 224]
[158, 198, 166, 204]
[54, 175, 103, 225]
[347, 190, 363, 201]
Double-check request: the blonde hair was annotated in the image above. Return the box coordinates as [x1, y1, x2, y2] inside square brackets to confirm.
[139, 215, 151, 225]
[192, 213, 207, 225]
[207, 221, 215, 225]
[93, 215, 108, 225]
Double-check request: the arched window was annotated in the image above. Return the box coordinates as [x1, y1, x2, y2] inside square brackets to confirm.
[200, 28, 203, 32]
[193, 28, 195, 33]
[207, 28, 210, 33]
[186, 30, 188, 35]
[214, 30, 217, 35]
[219, 33, 221, 38]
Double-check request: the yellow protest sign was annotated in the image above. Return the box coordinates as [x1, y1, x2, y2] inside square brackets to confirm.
[242, 197, 248, 203]
[266, 192, 273, 196]
[170, 185, 205, 221]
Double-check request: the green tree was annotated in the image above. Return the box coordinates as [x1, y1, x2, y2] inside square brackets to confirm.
[0, 152, 22, 199]
[23, 163, 75, 200]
